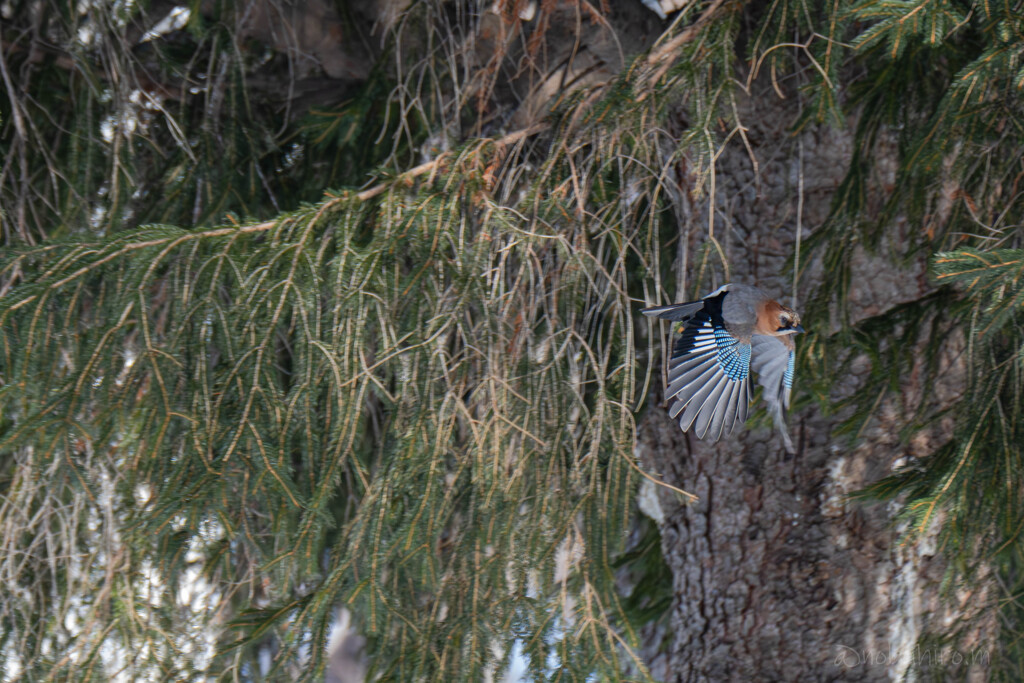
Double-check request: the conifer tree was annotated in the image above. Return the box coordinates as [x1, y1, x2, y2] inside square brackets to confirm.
[1, 0, 1022, 680]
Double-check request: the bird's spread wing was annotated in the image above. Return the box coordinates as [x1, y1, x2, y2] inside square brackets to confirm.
[750, 334, 795, 453]
[661, 294, 753, 442]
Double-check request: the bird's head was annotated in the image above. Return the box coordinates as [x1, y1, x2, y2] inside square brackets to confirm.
[774, 305, 804, 335]
[758, 300, 804, 336]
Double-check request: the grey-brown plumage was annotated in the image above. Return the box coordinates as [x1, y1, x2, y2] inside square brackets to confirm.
[643, 284, 802, 452]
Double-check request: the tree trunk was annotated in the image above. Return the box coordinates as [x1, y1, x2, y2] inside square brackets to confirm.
[636, 78, 992, 682]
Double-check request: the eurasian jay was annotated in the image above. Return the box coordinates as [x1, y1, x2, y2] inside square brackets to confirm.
[643, 284, 803, 452]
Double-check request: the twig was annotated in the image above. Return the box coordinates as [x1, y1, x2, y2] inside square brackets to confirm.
[355, 123, 547, 202]
[640, 0, 736, 91]
[3, 124, 551, 316]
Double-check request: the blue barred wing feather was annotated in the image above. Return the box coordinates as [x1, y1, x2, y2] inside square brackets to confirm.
[662, 298, 753, 442]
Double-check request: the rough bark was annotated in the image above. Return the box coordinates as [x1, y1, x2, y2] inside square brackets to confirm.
[635, 78, 992, 682]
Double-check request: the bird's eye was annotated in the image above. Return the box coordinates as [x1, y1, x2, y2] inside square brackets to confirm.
[779, 315, 790, 326]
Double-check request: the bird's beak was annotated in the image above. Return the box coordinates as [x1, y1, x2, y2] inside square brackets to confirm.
[793, 324, 805, 334]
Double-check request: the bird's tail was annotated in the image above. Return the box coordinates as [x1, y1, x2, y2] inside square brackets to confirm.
[641, 301, 705, 321]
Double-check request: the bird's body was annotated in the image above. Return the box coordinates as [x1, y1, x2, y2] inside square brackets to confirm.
[643, 284, 802, 451]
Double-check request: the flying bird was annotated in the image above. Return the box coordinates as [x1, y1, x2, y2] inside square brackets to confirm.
[643, 284, 803, 452]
